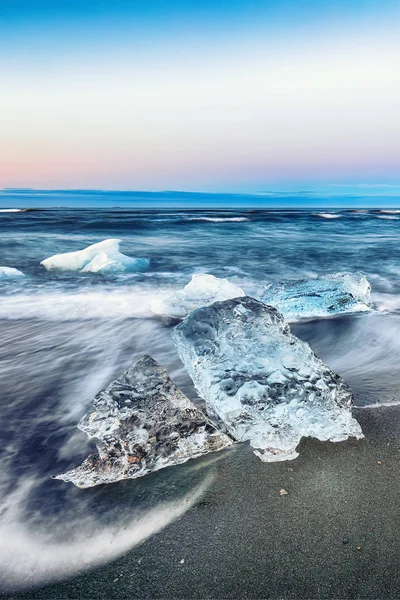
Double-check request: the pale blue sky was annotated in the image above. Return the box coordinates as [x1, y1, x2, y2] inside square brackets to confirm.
[0, 0, 399, 196]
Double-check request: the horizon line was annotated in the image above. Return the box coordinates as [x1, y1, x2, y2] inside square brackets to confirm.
[2, 187, 400, 199]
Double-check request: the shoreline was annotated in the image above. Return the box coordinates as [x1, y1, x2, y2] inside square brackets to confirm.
[6, 403, 400, 599]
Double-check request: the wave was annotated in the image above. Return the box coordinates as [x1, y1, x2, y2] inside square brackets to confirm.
[292, 310, 400, 407]
[373, 292, 400, 313]
[359, 400, 400, 409]
[0, 208, 23, 213]
[376, 215, 399, 220]
[312, 213, 341, 219]
[0, 288, 157, 320]
[186, 217, 249, 222]
[0, 470, 213, 592]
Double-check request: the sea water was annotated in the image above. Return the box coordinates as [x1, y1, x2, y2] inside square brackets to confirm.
[1, 206, 400, 592]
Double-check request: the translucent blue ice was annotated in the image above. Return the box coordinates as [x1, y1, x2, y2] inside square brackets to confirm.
[173, 296, 363, 462]
[55, 355, 232, 487]
[261, 272, 372, 320]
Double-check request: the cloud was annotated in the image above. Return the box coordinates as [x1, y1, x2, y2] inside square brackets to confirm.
[330, 184, 400, 189]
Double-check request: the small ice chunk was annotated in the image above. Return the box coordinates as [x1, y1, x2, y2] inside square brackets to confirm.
[40, 239, 149, 274]
[172, 296, 363, 462]
[0, 266, 25, 279]
[151, 274, 245, 319]
[54, 355, 232, 488]
[261, 272, 372, 320]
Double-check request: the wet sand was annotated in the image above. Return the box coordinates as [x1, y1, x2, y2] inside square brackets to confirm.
[7, 405, 400, 600]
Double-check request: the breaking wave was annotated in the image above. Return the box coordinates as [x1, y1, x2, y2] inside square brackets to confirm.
[312, 213, 341, 219]
[0, 288, 157, 320]
[186, 216, 249, 222]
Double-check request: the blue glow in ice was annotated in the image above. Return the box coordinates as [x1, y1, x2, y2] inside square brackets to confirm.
[173, 296, 363, 462]
[261, 272, 372, 320]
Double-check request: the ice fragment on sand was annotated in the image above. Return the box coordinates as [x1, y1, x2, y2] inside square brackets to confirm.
[41, 239, 149, 274]
[151, 274, 245, 319]
[55, 355, 232, 487]
[261, 272, 372, 320]
[172, 296, 363, 462]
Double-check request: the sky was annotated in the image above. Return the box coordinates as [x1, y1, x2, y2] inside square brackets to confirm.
[0, 0, 399, 196]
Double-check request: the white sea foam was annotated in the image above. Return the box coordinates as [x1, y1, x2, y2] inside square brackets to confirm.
[0, 473, 213, 591]
[0, 288, 155, 320]
[373, 292, 400, 313]
[376, 215, 399, 220]
[0, 208, 23, 213]
[313, 213, 341, 219]
[305, 310, 400, 407]
[187, 217, 248, 222]
[359, 400, 400, 409]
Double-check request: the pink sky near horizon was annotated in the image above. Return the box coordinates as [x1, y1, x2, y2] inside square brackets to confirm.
[1, 18, 399, 192]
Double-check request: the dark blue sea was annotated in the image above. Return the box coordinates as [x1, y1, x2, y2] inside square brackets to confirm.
[1, 206, 400, 594]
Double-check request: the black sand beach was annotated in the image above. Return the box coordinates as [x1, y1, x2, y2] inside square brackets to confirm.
[7, 404, 400, 600]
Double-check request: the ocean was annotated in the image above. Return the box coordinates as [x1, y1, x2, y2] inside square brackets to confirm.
[1, 207, 400, 595]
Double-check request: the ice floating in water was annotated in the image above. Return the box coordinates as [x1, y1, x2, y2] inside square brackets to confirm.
[261, 272, 372, 320]
[40, 239, 149, 274]
[151, 274, 245, 320]
[172, 296, 363, 462]
[55, 355, 232, 487]
[0, 267, 25, 279]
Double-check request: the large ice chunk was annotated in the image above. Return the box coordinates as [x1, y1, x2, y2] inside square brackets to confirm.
[40, 239, 149, 274]
[151, 274, 245, 319]
[54, 355, 232, 487]
[0, 266, 25, 279]
[261, 272, 372, 320]
[172, 296, 363, 462]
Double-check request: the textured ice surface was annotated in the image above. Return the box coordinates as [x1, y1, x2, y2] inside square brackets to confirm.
[41, 239, 149, 274]
[0, 267, 25, 279]
[172, 296, 363, 462]
[55, 355, 232, 487]
[151, 274, 245, 319]
[261, 272, 372, 320]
